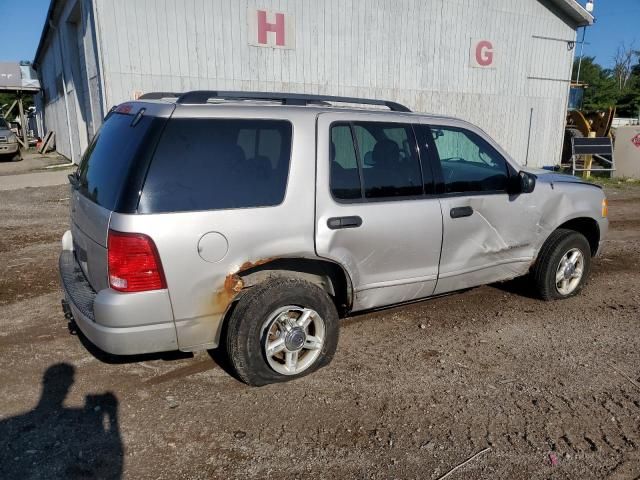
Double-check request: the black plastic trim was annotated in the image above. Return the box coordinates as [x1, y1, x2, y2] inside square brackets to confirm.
[59, 251, 96, 321]
[175, 90, 411, 112]
[450, 206, 474, 218]
[327, 216, 363, 229]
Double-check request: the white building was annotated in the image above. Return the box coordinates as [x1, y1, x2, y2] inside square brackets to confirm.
[34, 0, 592, 165]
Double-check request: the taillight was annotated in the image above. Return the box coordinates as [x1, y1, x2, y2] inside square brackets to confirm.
[107, 230, 166, 292]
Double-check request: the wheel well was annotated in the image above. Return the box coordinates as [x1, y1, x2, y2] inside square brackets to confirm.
[557, 217, 600, 256]
[236, 258, 353, 316]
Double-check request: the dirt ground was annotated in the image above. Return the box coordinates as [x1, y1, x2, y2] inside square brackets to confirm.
[0, 182, 638, 480]
[0, 150, 70, 176]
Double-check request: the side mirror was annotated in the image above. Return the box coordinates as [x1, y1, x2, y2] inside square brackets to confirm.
[518, 171, 536, 194]
[68, 171, 79, 189]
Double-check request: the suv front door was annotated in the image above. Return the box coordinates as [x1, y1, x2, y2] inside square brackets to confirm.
[315, 113, 443, 311]
[423, 122, 539, 294]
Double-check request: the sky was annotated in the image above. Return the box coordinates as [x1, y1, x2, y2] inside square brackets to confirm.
[576, 0, 640, 68]
[0, 0, 637, 68]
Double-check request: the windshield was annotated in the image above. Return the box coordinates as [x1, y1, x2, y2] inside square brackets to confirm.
[0, 118, 9, 130]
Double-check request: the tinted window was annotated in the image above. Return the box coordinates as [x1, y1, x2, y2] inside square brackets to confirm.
[330, 125, 361, 199]
[431, 127, 509, 193]
[0, 117, 9, 129]
[330, 122, 423, 201]
[355, 123, 422, 198]
[77, 112, 160, 210]
[139, 119, 292, 213]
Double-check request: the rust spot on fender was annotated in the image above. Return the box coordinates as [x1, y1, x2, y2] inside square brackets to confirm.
[214, 273, 244, 313]
[238, 257, 275, 272]
[212, 258, 275, 313]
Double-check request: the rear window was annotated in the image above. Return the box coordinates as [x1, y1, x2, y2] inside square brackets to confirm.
[77, 112, 162, 210]
[138, 119, 292, 213]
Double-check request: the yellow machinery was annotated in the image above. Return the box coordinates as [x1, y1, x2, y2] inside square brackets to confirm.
[566, 106, 616, 139]
[561, 83, 616, 171]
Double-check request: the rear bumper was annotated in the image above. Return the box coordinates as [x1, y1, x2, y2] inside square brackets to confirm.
[59, 250, 178, 355]
[0, 143, 19, 154]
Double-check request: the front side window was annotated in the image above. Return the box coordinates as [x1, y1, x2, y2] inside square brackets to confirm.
[431, 127, 509, 194]
[330, 122, 424, 201]
[139, 119, 292, 213]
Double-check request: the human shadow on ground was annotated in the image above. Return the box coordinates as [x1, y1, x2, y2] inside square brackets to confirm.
[0, 363, 123, 480]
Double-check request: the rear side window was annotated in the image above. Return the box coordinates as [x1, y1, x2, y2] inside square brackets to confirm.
[138, 119, 292, 213]
[77, 112, 160, 210]
[330, 122, 425, 201]
[330, 125, 361, 199]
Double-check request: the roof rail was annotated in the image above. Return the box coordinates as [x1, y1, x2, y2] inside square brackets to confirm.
[137, 92, 180, 100]
[174, 90, 412, 112]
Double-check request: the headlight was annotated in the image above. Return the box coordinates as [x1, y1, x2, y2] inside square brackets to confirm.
[7, 133, 17, 144]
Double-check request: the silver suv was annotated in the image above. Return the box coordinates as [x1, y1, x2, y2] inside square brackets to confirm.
[0, 117, 21, 161]
[60, 91, 608, 386]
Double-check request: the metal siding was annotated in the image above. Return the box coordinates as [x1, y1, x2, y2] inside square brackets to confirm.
[43, 0, 577, 166]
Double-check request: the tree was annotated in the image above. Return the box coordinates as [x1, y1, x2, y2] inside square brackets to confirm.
[572, 56, 620, 111]
[0, 93, 35, 118]
[616, 61, 640, 117]
[612, 42, 637, 90]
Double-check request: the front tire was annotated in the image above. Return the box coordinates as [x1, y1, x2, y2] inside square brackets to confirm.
[225, 277, 339, 386]
[532, 229, 591, 300]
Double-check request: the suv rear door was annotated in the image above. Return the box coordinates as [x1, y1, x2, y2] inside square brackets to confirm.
[315, 112, 443, 311]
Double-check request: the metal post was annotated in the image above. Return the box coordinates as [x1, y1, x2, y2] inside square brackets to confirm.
[583, 131, 596, 179]
[17, 94, 28, 148]
[575, 27, 587, 84]
[525, 107, 533, 166]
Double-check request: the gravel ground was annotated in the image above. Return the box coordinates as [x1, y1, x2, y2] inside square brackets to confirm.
[0, 183, 638, 480]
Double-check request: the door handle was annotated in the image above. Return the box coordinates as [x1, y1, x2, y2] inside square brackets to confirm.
[450, 206, 473, 219]
[327, 216, 363, 230]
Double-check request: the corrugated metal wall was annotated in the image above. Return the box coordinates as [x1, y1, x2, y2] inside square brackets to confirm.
[36, 0, 104, 162]
[42, 0, 579, 166]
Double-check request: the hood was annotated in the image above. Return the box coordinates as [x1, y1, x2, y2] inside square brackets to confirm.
[523, 168, 602, 189]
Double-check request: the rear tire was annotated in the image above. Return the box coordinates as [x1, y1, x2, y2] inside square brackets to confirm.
[225, 277, 339, 386]
[532, 229, 591, 300]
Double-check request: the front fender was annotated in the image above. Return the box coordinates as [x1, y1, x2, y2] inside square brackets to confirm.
[530, 181, 607, 258]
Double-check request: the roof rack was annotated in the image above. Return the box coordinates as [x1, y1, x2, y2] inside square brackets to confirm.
[171, 90, 411, 112]
[137, 92, 180, 100]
